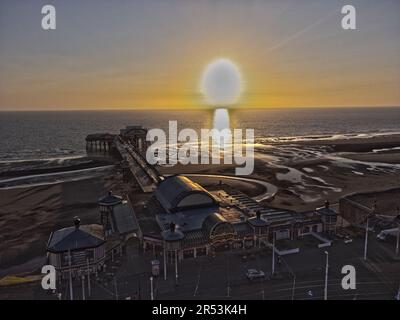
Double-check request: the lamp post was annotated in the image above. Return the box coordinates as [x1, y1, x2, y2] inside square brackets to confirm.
[138, 273, 142, 300]
[68, 249, 74, 301]
[272, 231, 275, 276]
[324, 251, 329, 301]
[364, 215, 369, 261]
[150, 276, 154, 300]
[114, 276, 118, 300]
[365, 202, 377, 260]
[163, 245, 167, 281]
[175, 249, 178, 286]
[226, 246, 231, 298]
[395, 211, 400, 257]
[292, 275, 296, 301]
[81, 275, 85, 300]
[280, 256, 296, 300]
[396, 224, 400, 257]
[162, 222, 184, 287]
[86, 258, 91, 298]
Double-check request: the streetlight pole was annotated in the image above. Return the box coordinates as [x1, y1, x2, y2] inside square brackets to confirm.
[163, 246, 167, 281]
[114, 277, 118, 300]
[291, 275, 296, 301]
[86, 258, 91, 298]
[324, 251, 329, 301]
[227, 246, 232, 298]
[272, 232, 275, 275]
[175, 249, 178, 286]
[364, 216, 369, 261]
[261, 280, 265, 301]
[396, 224, 400, 257]
[81, 275, 85, 300]
[280, 255, 296, 300]
[138, 274, 141, 300]
[396, 206, 400, 257]
[150, 276, 154, 300]
[68, 250, 74, 301]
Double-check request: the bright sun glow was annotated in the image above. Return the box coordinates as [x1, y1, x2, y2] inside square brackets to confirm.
[200, 58, 243, 107]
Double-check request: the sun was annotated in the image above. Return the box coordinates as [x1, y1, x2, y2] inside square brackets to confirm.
[200, 58, 243, 107]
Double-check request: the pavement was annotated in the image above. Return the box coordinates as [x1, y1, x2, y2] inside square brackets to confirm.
[106, 235, 400, 300]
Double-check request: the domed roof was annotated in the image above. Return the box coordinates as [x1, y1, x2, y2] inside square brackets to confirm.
[155, 176, 217, 213]
[202, 212, 235, 239]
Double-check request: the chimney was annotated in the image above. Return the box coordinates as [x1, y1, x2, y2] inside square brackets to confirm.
[169, 222, 176, 233]
[256, 210, 261, 220]
[108, 190, 112, 196]
[325, 200, 330, 209]
[73, 216, 81, 229]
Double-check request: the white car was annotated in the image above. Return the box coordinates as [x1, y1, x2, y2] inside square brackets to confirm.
[246, 269, 266, 280]
[377, 228, 398, 241]
[344, 237, 353, 244]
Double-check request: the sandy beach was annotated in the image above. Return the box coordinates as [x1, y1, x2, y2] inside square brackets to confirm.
[1, 133, 400, 277]
[0, 167, 122, 275]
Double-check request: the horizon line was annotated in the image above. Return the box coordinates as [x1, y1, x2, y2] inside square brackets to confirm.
[1, 105, 400, 112]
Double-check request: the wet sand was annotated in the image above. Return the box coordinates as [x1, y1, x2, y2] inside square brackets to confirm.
[1, 133, 400, 277]
[0, 169, 122, 273]
[0, 156, 115, 179]
[161, 134, 400, 212]
[292, 133, 400, 152]
[256, 134, 400, 211]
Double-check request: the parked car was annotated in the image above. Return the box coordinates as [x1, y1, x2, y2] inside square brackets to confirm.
[377, 228, 398, 242]
[344, 236, 353, 244]
[246, 269, 266, 280]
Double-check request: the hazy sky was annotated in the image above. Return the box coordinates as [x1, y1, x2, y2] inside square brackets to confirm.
[0, 0, 399, 110]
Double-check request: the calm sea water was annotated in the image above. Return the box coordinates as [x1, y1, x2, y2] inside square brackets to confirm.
[0, 107, 399, 161]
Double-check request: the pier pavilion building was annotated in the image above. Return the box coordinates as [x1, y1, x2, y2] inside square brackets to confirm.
[133, 175, 326, 261]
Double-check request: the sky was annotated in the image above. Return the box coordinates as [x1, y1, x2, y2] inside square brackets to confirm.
[0, 0, 399, 110]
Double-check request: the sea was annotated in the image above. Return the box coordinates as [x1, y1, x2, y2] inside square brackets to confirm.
[0, 107, 399, 162]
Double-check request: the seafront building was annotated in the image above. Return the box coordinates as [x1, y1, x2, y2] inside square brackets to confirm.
[133, 175, 333, 261]
[98, 191, 138, 241]
[46, 192, 139, 280]
[46, 217, 106, 280]
[46, 126, 339, 281]
[340, 188, 400, 232]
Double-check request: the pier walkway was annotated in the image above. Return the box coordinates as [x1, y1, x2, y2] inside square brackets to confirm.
[115, 137, 162, 193]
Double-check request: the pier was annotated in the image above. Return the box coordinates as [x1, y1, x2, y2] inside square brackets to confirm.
[86, 126, 161, 193]
[86, 133, 116, 152]
[115, 136, 161, 192]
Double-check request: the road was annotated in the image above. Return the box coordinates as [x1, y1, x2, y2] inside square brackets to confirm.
[151, 237, 399, 300]
[45, 234, 400, 300]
